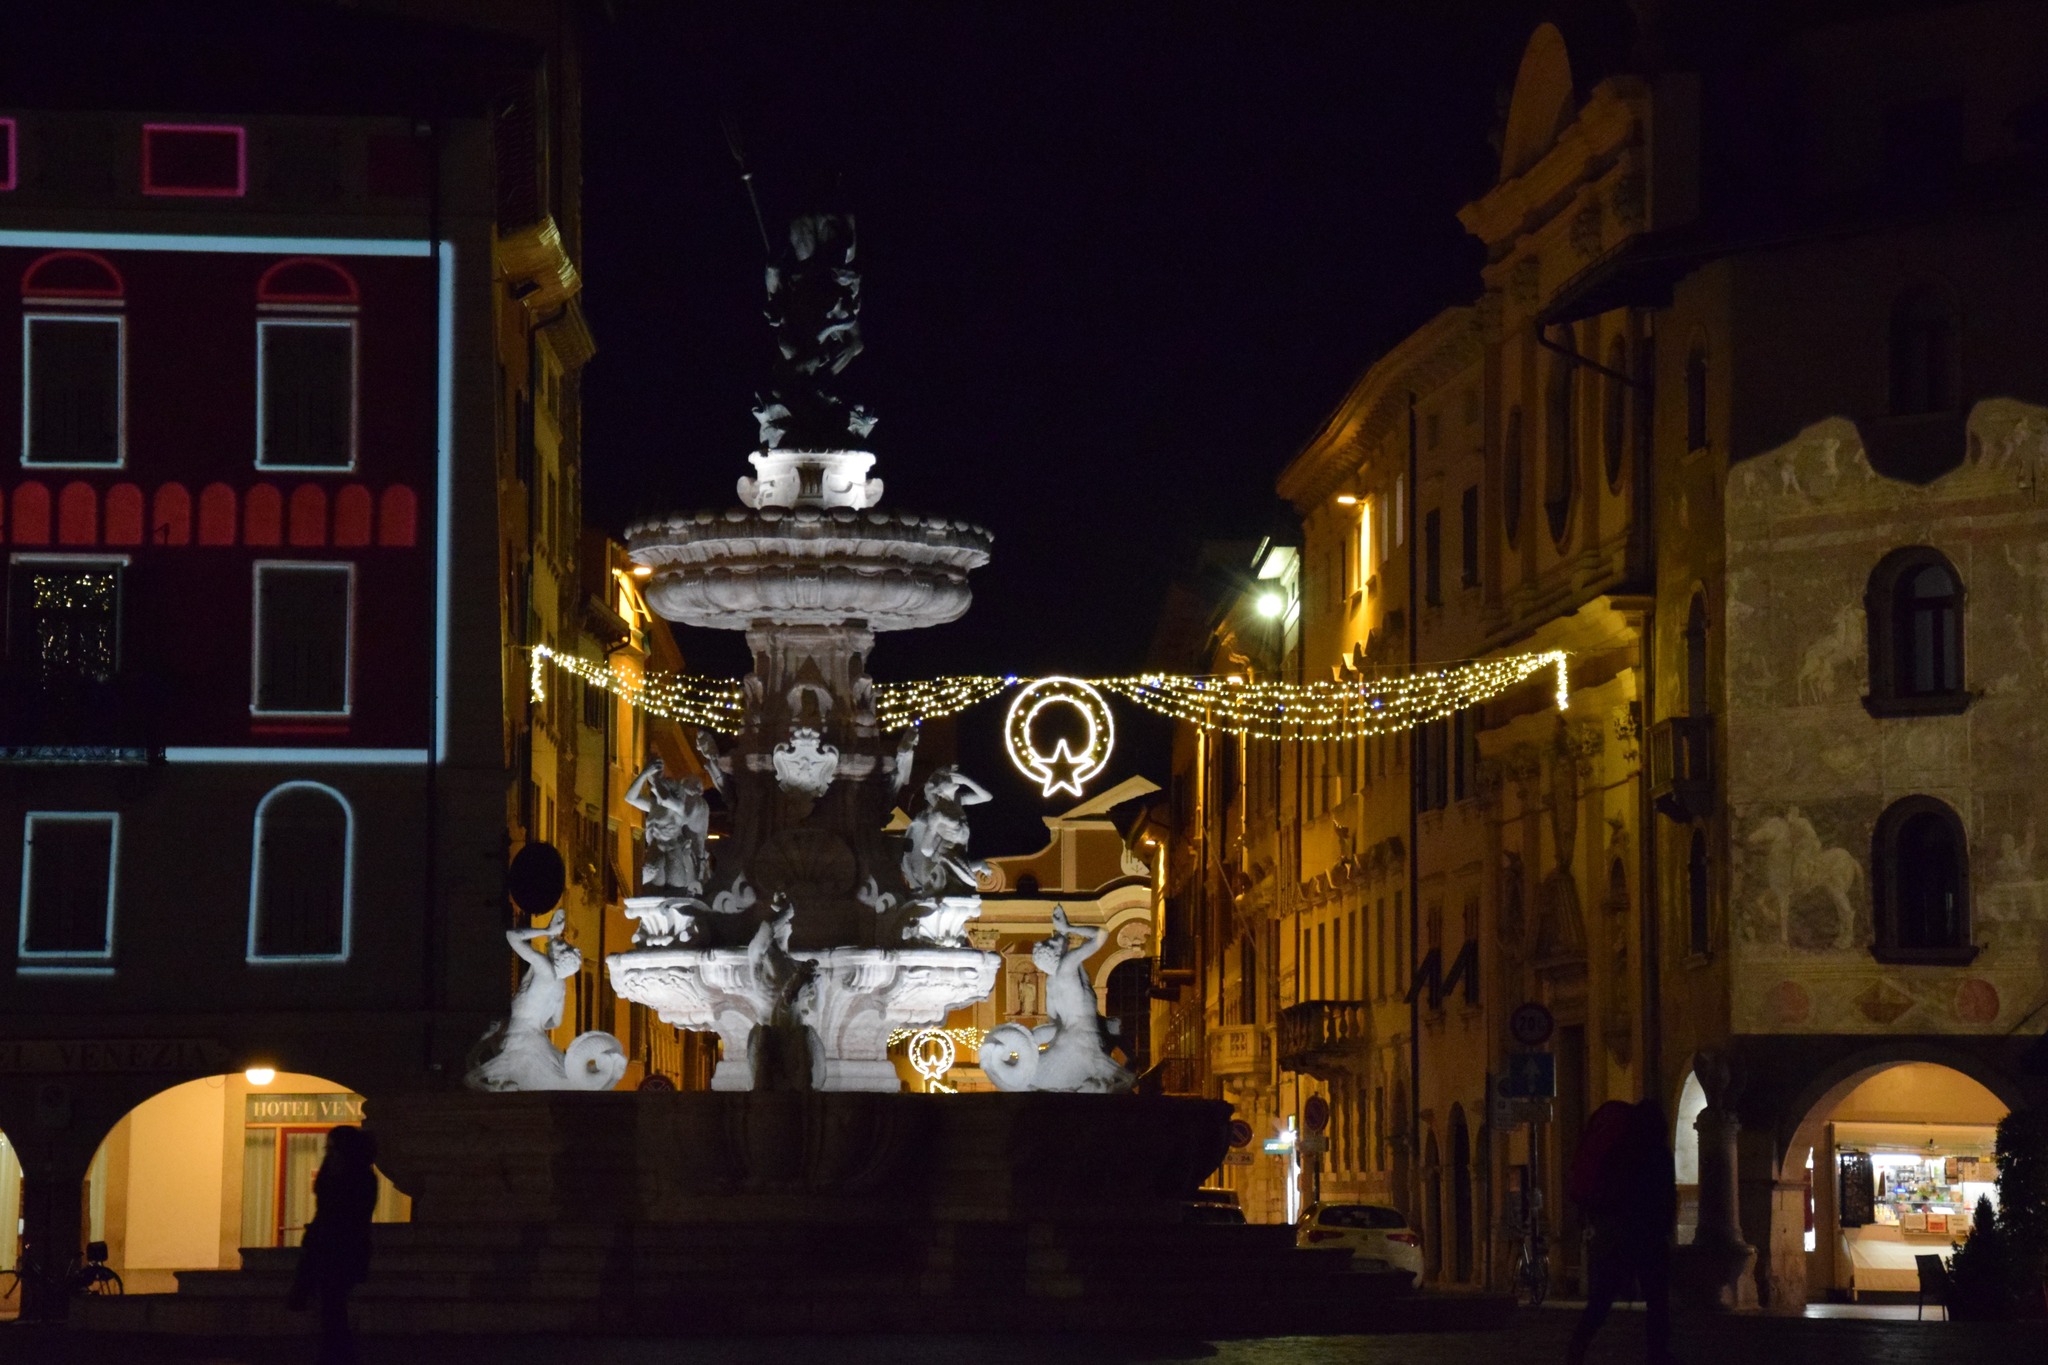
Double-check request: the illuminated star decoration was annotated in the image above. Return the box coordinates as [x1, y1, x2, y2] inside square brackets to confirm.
[1004, 676, 1115, 799]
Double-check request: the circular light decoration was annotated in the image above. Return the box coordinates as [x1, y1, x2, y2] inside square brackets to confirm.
[907, 1028, 957, 1092]
[1005, 676, 1114, 799]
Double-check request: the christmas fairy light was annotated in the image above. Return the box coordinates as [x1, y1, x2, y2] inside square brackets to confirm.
[1005, 677, 1115, 797]
[528, 647, 1569, 742]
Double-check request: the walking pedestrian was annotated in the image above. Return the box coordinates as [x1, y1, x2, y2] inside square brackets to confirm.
[286, 1124, 379, 1365]
[1566, 1099, 1676, 1365]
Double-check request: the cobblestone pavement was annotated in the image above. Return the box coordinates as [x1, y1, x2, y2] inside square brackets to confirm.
[1, 1304, 2036, 1365]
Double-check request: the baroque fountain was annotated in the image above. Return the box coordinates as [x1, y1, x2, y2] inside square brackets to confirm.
[255, 216, 1432, 1337]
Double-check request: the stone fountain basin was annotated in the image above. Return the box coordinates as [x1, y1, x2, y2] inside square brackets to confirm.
[366, 1090, 1231, 1226]
[626, 505, 993, 630]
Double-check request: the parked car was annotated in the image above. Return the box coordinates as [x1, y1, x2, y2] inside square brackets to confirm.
[1182, 1187, 1247, 1225]
[1295, 1202, 1423, 1284]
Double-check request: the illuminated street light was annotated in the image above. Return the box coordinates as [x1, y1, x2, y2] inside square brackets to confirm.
[1255, 591, 1285, 618]
[244, 1067, 276, 1086]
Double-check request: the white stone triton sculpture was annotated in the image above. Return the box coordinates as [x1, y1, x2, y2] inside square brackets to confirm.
[979, 907, 1134, 1094]
[465, 911, 627, 1092]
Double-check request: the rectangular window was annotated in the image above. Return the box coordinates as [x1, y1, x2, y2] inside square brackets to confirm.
[24, 315, 123, 466]
[1395, 475, 1406, 547]
[19, 812, 117, 964]
[1376, 898, 1387, 998]
[1460, 486, 1479, 586]
[258, 320, 356, 469]
[1423, 509, 1442, 606]
[252, 563, 352, 715]
[9, 560, 120, 685]
[142, 124, 246, 197]
[0, 119, 15, 192]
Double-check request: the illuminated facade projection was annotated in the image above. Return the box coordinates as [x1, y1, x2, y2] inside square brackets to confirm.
[0, 0, 679, 1317]
[1157, 2, 2048, 1312]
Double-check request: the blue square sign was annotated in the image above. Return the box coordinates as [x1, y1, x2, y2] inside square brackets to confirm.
[1499, 1050, 1556, 1099]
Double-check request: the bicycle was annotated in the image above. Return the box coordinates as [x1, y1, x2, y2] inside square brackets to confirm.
[0, 1240, 123, 1320]
[1509, 1191, 1550, 1307]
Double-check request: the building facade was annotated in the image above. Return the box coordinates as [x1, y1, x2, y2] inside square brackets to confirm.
[0, 0, 605, 1299]
[1162, 1, 2048, 1307]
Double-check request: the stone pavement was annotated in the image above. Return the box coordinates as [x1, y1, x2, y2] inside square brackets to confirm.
[0, 1303, 2033, 1365]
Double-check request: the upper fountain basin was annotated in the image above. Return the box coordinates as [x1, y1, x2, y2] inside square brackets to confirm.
[626, 504, 993, 632]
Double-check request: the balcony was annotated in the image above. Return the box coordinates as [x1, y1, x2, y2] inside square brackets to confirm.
[0, 670, 161, 760]
[1277, 1000, 1371, 1080]
[1208, 1024, 1270, 1080]
[1648, 715, 1714, 822]
[1136, 1056, 1200, 1096]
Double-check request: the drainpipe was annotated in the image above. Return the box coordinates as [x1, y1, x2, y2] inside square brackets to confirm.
[1406, 391, 1422, 1220]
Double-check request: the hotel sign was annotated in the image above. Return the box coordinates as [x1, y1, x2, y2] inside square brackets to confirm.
[245, 1093, 365, 1124]
[0, 1039, 230, 1074]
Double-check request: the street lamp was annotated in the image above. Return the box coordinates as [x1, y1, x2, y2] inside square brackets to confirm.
[1255, 591, 1285, 619]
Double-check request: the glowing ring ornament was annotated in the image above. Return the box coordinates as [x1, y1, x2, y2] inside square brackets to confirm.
[907, 1028, 957, 1091]
[1005, 676, 1114, 799]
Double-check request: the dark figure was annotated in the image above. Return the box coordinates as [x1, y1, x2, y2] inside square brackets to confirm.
[286, 1125, 379, 1365]
[1566, 1100, 1676, 1365]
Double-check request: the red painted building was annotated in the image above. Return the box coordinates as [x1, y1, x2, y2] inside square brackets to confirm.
[0, 1, 595, 1298]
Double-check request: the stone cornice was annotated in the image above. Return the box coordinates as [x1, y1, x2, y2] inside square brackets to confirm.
[1275, 307, 1482, 512]
[1457, 77, 1649, 254]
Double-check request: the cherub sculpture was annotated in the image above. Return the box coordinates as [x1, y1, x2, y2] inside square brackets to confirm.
[465, 911, 626, 1092]
[624, 758, 711, 895]
[978, 907, 1133, 1094]
[901, 766, 993, 895]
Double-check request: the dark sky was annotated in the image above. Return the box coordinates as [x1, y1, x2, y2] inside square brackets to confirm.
[578, 2, 1563, 839]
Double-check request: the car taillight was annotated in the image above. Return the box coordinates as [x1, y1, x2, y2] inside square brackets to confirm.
[1386, 1232, 1420, 1246]
[1306, 1230, 1343, 1242]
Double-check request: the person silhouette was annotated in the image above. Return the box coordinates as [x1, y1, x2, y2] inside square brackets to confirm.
[286, 1125, 379, 1365]
[1566, 1099, 1676, 1365]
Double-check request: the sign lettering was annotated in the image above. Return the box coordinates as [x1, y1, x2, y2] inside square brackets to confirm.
[0, 1039, 230, 1074]
[243, 1093, 366, 1125]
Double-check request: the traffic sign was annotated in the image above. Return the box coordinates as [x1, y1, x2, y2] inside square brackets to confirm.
[1508, 1002, 1555, 1049]
[1303, 1094, 1330, 1133]
[1299, 1134, 1328, 1156]
[1499, 1050, 1557, 1099]
[1227, 1118, 1255, 1149]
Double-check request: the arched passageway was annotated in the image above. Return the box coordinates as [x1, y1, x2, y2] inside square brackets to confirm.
[1786, 1061, 2006, 1302]
[0, 1127, 20, 1317]
[85, 1072, 407, 1295]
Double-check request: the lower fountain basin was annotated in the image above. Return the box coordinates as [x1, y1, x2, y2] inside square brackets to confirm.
[366, 1089, 1231, 1226]
[608, 944, 998, 1092]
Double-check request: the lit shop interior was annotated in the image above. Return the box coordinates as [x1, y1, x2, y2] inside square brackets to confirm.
[1805, 1063, 2004, 1298]
[2, 1071, 408, 1304]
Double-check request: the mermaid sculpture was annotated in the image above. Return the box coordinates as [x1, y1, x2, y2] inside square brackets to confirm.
[464, 911, 627, 1092]
[978, 907, 1133, 1093]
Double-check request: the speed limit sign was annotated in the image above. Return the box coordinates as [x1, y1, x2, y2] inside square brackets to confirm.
[1303, 1094, 1330, 1133]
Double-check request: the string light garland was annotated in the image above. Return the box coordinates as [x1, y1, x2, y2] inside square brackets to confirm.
[528, 646, 1569, 742]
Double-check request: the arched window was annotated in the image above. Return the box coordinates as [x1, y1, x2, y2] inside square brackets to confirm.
[1685, 592, 1709, 718]
[248, 782, 352, 962]
[22, 251, 126, 468]
[151, 483, 192, 546]
[1864, 546, 1968, 715]
[1888, 285, 1958, 417]
[1602, 336, 1628, 491]
[104, 483, 144, 546]
[1684, 340, 1708, 452]
[1687, 829, 1710, 956]
[1502, 406, 1525, 548]
[1544, 339, 1576, 545]
[1871, 796, 1974, 963]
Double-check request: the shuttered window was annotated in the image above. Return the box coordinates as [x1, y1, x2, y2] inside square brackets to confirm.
[21, 813, 117, 960]
[253, 564, 351, 714]
[258, 321, 354, 469]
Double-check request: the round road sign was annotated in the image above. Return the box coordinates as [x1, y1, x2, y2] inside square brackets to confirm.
[1509, 1002, 1555, 1049]
[1227, 1118, 1254, 1149]
[1303, 1094, 1330, 1133]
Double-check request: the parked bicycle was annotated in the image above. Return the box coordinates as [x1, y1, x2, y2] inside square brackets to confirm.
[0, 1240, 123, 1320]
[1509, 1188, 1550, 1307]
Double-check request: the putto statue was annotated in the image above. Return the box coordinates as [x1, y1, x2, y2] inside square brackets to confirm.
[901, 766, 993, 896]
[749, 213, 876, 452]
[625, 759, 711, 895]
[979, 907, 1133, 1094]
[465, 911, 626, 1092]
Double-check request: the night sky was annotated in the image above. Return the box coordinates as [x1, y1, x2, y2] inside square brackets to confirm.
[579, 3, 1560, 839]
